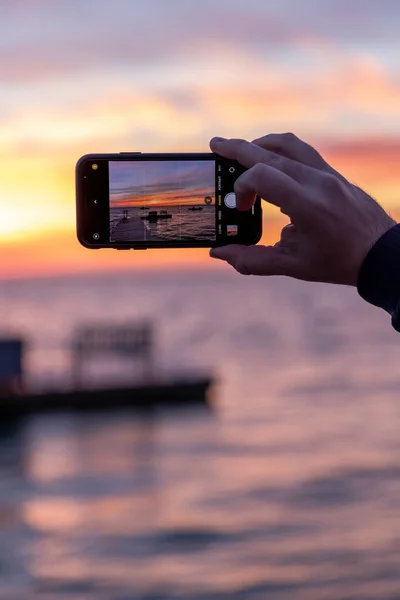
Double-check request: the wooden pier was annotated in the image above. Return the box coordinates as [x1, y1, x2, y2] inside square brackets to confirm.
[0, 377, 212, 418]
[0, 324, 214, 417]
[112, 216, 149, 242]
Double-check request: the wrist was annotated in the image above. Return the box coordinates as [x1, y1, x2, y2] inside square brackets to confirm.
[357, 223, 400, 328]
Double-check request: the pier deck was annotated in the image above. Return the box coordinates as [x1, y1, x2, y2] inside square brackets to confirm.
[112, 216, 149, 242]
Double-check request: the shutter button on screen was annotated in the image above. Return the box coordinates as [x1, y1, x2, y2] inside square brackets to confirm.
[224, 192, 236, 209]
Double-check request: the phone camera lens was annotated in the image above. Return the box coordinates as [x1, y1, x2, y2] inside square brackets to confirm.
[93, 233, 100, 240]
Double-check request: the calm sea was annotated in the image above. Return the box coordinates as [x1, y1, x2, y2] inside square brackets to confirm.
[110, 206, 215, 242]
[1, 269, 400, 599]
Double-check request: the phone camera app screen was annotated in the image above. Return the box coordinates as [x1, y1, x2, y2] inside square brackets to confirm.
[109, 160, 216, 242]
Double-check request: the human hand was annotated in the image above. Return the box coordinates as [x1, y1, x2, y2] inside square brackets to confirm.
[210, 133, 396, 286]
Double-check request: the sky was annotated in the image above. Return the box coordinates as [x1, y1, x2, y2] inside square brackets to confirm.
[1, 0, 400, 277]
[110, 161, 215, 207]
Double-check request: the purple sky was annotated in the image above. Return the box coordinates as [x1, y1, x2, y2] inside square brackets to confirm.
[2, 0, 400, 148]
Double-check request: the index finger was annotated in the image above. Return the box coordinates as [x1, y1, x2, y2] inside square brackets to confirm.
[210, 137, 307, 183]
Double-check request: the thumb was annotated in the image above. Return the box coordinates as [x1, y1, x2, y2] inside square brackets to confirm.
[210, 244, 298, 276]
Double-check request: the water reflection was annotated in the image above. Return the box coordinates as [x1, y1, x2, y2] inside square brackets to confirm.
[1, 273, 400, 598]
[0, 399, 399, 599]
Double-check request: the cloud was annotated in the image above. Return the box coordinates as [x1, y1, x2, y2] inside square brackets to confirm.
[1, 0, 400, 85]
[1, 0, 400, 276]
[320, 139, 400, 208]
[1, 0, 400, 152]
[109, 160, 214, 205]
[2, 43, 400, 159]
[0, 0, 296, 84]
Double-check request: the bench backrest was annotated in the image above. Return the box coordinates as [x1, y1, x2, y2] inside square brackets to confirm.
[71, 323, 154, 388]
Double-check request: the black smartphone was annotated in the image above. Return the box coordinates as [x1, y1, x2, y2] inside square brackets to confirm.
[76, 152, 262, 249]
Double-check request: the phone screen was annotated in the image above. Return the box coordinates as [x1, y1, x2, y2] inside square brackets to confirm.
[109, 160, 216, 243]
[76, 153, 262, 249]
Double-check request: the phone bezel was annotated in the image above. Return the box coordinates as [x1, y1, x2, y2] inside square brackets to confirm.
[76, 152, 262, 249]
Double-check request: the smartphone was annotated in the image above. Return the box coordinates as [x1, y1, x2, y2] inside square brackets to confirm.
[76, 152, 262, 249]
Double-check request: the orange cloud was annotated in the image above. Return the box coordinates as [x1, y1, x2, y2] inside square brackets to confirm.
[321, 139, 400, 211]
[193, 49, 400, 139]
[4, 44, 400, 157]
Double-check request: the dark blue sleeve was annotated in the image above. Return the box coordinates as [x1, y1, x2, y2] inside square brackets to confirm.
[357, 224, 400, 332]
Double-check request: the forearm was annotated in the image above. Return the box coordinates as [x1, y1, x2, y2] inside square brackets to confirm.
[357, 224, 400, 332]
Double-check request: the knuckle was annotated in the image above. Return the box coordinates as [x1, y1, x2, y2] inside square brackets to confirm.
[232, 137, 247, 147]
[252, 162, 266, 175]
[233, 138, 250, 162]
[323, 173, 344, 193]
[251, 162, 269, 183]
[253, 133, 272, 145]
[233, 163, 265, 195]
[282, 132, 298, 143]
[267, 152, 283, 168]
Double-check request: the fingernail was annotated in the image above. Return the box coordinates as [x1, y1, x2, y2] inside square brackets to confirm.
[211, 136, 226, 144]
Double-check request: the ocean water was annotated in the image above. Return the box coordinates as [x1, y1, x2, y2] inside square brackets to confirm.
[1, 269, 400, 599]
[110, 206, 215, 242]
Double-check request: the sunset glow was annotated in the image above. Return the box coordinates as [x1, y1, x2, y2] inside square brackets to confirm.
[109, 160, 215, 208]
[1, 0, 400, 277]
